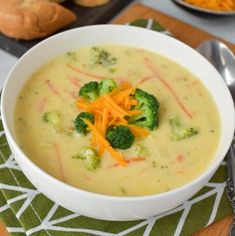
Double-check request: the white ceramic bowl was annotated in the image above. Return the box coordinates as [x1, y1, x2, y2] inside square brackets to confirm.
[1, 25, 234, 221]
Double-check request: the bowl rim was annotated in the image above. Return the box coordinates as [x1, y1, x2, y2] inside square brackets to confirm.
[1, 24, 235, 202]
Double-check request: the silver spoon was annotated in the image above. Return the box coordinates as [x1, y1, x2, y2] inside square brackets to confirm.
[197, 40, 235, 236]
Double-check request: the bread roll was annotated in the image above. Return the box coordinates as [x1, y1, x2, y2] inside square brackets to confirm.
[74, 0, 110, 7]
[0, 0, 76, 40]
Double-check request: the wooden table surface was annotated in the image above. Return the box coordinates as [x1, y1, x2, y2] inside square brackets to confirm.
[0, 221, 10, 236]
[0, 3, 234, 235]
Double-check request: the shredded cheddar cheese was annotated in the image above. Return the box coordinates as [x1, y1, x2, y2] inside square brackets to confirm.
[184, 0, 235, 11]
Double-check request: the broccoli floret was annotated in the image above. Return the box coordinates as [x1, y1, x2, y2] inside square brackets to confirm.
[106, 125, 135, 149]
[72, 147, 100, 171]
[92, 47, 117, 67]
[74, 112, 94, 135]
[42, 111, 72, 135]
[42, 111, 60, 125]
[66, 51, 77, 61]
[129, 89, 159, 130]
[133, 144, 149, 156]
[98, 79, 117, 96]
[168, 116, 198, 141]
[79, 81, 99, 101]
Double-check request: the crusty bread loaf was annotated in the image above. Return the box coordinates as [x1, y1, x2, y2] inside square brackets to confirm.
[74, 0, 110, 7]
[0, 0, 76, 40]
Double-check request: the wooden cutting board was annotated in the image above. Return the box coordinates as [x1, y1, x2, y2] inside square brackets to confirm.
[112, 3, 235, 53]
[112, 3, 234, 236]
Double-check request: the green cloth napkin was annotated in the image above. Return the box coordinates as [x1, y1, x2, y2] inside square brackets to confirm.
[0, 19, 232, 236]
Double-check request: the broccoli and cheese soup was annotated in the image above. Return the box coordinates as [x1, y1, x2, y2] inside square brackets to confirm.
[14, 45, 220, 196]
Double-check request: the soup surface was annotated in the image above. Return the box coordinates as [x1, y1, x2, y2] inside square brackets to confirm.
[14, 45, 220, 196]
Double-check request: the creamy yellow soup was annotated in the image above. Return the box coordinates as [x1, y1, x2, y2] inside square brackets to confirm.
[14, 45, 220, 196]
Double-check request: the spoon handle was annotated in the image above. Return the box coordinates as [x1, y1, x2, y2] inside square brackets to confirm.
[226, 144, 235, 236]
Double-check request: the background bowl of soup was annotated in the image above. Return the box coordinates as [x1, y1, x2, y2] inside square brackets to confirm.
[1, 25, 234, 221]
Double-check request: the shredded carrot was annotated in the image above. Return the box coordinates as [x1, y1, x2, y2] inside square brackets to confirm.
[76, 80, 153, 166]
[84, 119, 126, 166]
[127, 124, 149, 138]
[108, 88, 119, 97]
[106, 145, 126, 166]
[91, 129, 97, 146]
[36, 97, 48, 113]
[144, 57, 193, 119]
[112, 87, 136, 105]
[128, 110, 142, 116]
[108, 117, 117, 126]
[113, 157, 146, 167]
[119, 81, 132, 89]
[67, 76, 81, 87]
[76, 102, 86, 109]
[129, 99, 138, 106]
[101, 108, 109, 135]
[103, 101, 126, 119]
[67, 64, 106, 80]
[77, 96, 104, 111]
[103, 95, 130, 116]
[96, 113, 102, 133]
[96, 121, 105, 156]
[46, 80, 59, 95]
[64, 90, 77, 99]
[76, 99, 90, 110]
[126, 157, 146, 163]
[96, 113, 105, 155]
[176, 154, 185, 163]
[123, 96, 138, 106]
[54, 144, 66, 182]
[124, 96, 130, 107]
[190, 80, 200, 86]
[137, 74, 156, 85]
[111, 121, 149, 138]
[98, 142, 105, 157]
[116, 117, 129, 124]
